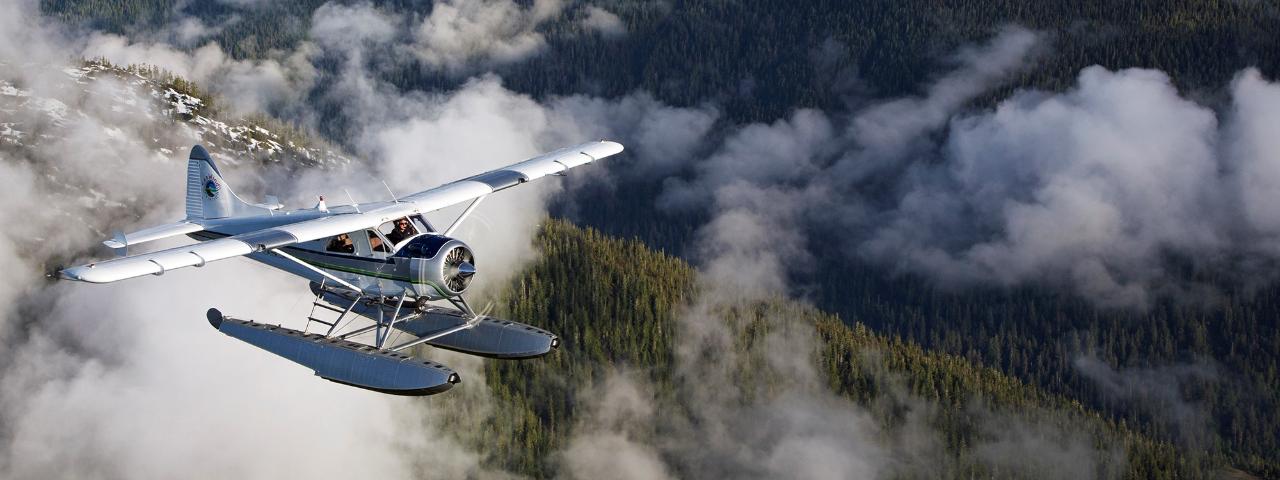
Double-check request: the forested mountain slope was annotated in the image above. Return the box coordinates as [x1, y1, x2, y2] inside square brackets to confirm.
[420, 220, 1258, 478]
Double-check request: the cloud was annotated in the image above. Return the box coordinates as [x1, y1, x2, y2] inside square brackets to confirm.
[0, 0, 73, 66]
[865, 66, 1225, 307]
[0, 68, 443, 477]
[214, 0, 273, 7]
[580, 7, 625, 37]
[0, 267, 443, 479]
[545, 92, 718, 177]
[840, 25, 1042, 168]
[644, 24, 1280, 308]
[81, 34, 315, 117]
[170, 17, 217, 46]
[659, 108, 834, 211]
[555, 260, 1123, 479]
[300, 19, 717, 293]
[310, 2, 400, 50]
[412, 0, 564, 73]
[652, 300, 891, 479]
[1228, 68, 1280, 251]
[562, 374, 673, 480]
[365, 76, 567, 295]
[1074, 355, 1218, 447]
[969, 408, 1126, 479]
[858, 65, 1280, 308]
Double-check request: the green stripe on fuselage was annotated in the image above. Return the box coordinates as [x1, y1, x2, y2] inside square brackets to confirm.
[289, 253, 412, 282]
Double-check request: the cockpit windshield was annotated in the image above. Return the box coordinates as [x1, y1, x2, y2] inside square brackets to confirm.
[380, 215, 431, 247]
[393, 234, 452, 259]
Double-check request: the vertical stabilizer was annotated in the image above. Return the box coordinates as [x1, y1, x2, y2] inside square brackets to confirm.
[185, 145, 258, 220]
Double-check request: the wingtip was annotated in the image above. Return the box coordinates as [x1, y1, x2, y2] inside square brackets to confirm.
[56, 266, 86, 282]
[47, 266, 71, 281]
[589, 140, 624, 158]
[207, 308, 224, 329]
[56, 265, 117, 283]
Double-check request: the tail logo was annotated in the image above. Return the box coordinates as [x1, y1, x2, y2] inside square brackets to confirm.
[203, 175, 220, 198]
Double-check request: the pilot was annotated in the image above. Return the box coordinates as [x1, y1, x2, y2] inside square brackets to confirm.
[327, 233, 354, 253]
[386, 217, 418, 245]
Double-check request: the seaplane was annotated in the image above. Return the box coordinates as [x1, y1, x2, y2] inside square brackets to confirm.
[58, 141, 624, 395]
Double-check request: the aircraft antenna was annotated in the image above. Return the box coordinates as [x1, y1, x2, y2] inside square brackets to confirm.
[381, 180, 399, 203]
[343, 188, 362, 213]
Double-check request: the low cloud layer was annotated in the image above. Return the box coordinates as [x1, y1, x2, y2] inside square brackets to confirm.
[656, 25, 1280, 308]
[555, 205, 1124, 478]
[1075, 355, 1218, 447]
[307, 0, 624, 79]
[867, 66, 1280, 307]
[0, 71, 433, 480]
[79, 33, 315, 118]
[413, 0, 563, 72]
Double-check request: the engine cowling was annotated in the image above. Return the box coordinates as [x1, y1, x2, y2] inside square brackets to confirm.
[400, 234, 476, 299]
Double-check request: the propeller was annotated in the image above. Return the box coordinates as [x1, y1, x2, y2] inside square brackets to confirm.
[442, 245, 475, 293]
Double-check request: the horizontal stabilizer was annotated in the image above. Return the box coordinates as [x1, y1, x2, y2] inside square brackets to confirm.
[396, 307, 559, 359]
[207, 309, 459, 396]
[102, 221, 204, 249]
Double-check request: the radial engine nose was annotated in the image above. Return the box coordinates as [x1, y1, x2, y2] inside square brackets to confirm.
[457, 262, 476, 278]
[406, 235, 477, 299]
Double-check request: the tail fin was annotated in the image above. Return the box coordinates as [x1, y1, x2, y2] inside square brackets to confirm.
[185, 145, 257, 220]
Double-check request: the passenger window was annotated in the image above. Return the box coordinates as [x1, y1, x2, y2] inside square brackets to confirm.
[326, 232, 355, 254]
[367, 230, 390, 253]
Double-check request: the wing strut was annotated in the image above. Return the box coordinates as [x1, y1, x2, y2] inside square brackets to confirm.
[270, 249, 363, 293]
[390, 318, 479, 352]
[443, 195, 487, 236]
[375, 295, 407, 348]
[389, 296, 488, 352]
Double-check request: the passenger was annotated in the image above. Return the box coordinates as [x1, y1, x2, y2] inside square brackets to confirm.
[369, 231, 388, 252]
[386, 217, 418, 245]
[327, 233, 354, 253]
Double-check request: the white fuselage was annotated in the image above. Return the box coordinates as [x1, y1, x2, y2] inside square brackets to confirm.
[191, 202, 425, 297]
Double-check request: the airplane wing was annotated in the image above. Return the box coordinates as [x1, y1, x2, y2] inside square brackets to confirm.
[60, 141, 624, 283]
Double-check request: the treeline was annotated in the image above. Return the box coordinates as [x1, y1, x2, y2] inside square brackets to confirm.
[44, 0, 1280, 123]
[419, 220, 1238, 478]
[80, 58, 217, 116]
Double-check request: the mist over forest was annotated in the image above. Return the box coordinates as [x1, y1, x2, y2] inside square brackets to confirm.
[3, 0, 1280, 478]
